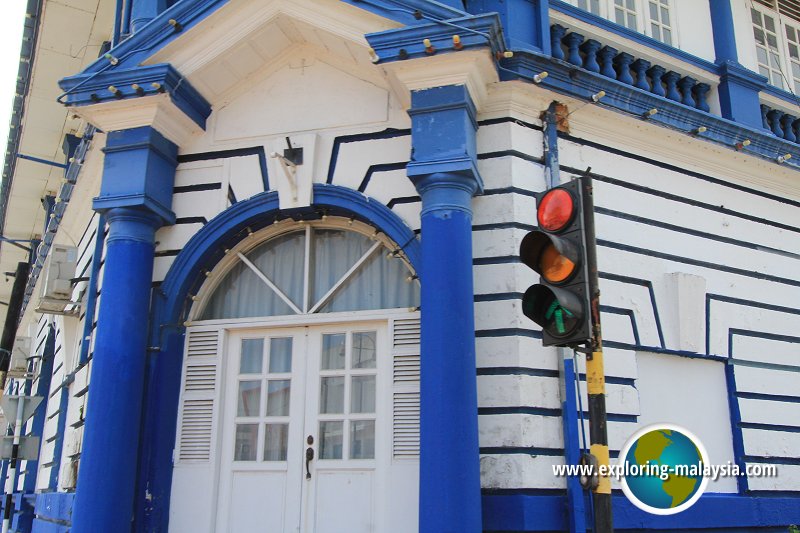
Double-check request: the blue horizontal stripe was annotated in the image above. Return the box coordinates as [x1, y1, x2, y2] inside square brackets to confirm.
[478, 117, 542, 130]
[473, 222, 536, 231]
[737, 391, 800, 404]
[740, 422, 800, 433]
[478, 150, 542, 164]
[480, 447, 564, 456]
[743, 455, 800, 466]
[479, 407, 562, 417]
[474, 293, 523, 302]
[599, 239, 800, 287]
[730, 328, 800, 344]
[559, 137, 800, 209]
[475, 328, 541, 338]
[595, 206, 800, 260]
[708, 293, 800, 315]
[477, 367, 559, 378]
[564, 164, 800, 233]
[482, 186, 540, 197]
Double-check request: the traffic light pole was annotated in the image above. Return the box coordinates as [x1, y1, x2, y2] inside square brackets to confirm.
[580, 172, 614, 532]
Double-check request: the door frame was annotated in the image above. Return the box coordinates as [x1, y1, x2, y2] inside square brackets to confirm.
[192, 308, 416, 532]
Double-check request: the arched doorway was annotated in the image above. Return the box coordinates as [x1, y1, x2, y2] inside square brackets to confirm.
[168, 218, 421, 533]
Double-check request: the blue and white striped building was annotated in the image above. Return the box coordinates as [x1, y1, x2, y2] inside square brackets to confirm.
[0, 0, 798, 531]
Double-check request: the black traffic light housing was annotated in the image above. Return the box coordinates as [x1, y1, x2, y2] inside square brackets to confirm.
[520, 178, 592, 347]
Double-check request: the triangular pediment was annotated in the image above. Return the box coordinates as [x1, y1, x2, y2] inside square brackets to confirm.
[144, 0, 402, 107]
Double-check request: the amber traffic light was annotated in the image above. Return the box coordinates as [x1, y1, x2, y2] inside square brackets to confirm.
[521, 180, 592, 346]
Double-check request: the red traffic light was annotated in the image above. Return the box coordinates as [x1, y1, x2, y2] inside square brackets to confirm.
[537, 188, 575, 232]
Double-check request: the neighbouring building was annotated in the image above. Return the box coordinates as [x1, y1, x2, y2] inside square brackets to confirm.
[0, 0, 798, 532]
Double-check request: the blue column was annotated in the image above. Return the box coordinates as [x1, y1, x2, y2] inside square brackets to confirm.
[407, 85, 483, 533]
[131, 0, 168, 33]
[71, 127, 177, 533]
[709, 0, 767, 129]
[466, 0, 550, 54]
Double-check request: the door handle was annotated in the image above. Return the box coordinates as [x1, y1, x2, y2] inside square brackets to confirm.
[305, 447, 314, 479]
[305, 435, 314, 480]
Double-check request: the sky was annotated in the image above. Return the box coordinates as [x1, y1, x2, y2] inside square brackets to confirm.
[0, 0, 30, 166]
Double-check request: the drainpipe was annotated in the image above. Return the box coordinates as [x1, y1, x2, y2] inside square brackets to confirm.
[543, 101, 587, 533]
[0, 262, 31, 390]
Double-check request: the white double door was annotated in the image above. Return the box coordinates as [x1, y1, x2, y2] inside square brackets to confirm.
[216, 323, 389, 533]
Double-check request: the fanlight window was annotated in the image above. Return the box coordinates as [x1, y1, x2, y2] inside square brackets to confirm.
[199, 223, 419, 320]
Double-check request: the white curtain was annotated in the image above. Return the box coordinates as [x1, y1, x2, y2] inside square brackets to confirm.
[200, 227, 419, 319]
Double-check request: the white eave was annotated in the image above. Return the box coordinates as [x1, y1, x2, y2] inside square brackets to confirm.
[0, 0, 114, 327]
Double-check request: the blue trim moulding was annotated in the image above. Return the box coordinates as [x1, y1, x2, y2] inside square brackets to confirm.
[58, 63, 211, 130]
[135, 184, 420, 532]
[366, 12, 505, 64]
[342, 0, 467, 26]
[77, 0, 228, 74]
[482, 493, 800, 531]
[500, 51, 800, 169]
[549, 0, 718, 74]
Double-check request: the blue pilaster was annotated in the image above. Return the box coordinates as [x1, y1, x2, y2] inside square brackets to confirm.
[709, 0, 738, 63]
[466, 0, 550, 54]
[131, 0, 168, 33]
[407, 85, 483, 533]
[717, 61, 768, 129]
[71, 127, 177, 533]
[709, 0, 767, 129]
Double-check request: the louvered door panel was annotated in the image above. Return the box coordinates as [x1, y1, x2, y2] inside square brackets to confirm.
[391, 316, 420, 459]
[175, 328, 221, 463]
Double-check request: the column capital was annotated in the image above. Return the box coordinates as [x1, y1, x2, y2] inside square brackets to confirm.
[383, 50, 499, 112]
[406, 84, 483, 206]
[93, 126, 179, 225]
[59, 63, 210, 146]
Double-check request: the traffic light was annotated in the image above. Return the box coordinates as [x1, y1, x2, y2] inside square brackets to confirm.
[520, 178, 592, 346]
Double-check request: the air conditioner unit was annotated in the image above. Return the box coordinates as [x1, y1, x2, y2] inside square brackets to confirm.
[7, 336, 31, 378]
[36, 244, 79, 315]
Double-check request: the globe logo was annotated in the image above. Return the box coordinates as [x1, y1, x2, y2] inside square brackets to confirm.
[619, 424, 710, 515]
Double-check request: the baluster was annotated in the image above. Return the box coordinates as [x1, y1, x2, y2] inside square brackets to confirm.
[781, 114, 797, 143]
[550, 24, 567, 61]
[693, 83, 711, 112]
[564, 32, 585, 67]
[794, 119, 800, 144]
[646, 65, 666, 97]
[598, 46, 618, 79]
[663, 71, 682, 101]
[614, 52, 634, 85]
[678, 76, 697, 107]
[760, 104, 771, 130]
[631, 59, 651, 91]
[766, 109, 784, 137]
[580, 39, 601, 73]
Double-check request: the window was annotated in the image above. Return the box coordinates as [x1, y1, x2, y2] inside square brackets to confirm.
[568, 0, 676, 45]
[751, 2, 800, 93]
[198, 220, 419, 320]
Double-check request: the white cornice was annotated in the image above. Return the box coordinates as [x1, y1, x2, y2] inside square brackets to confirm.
[380, 50, 500, 111]
[481, 81, 800, 199]
[69, 94, 204, 146]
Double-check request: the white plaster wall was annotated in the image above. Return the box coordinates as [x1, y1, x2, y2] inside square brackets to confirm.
[732, 0, 760, 71]
[635, 351, 738, 493]
[673, 0, 715, 61]
[472, 86, 800, 492]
